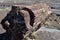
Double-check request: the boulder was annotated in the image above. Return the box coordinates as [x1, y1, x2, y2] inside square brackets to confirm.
[34, 27, 60, 40]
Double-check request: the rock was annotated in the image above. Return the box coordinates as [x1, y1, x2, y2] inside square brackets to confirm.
[34, 27, 60, 40]
[43, 13, 60, 30]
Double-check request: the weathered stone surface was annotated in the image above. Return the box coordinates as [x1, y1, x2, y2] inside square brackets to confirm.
[34, 27, 60, 40]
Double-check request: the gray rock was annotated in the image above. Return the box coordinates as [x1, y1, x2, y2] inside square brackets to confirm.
[36, 27, 60, 40]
